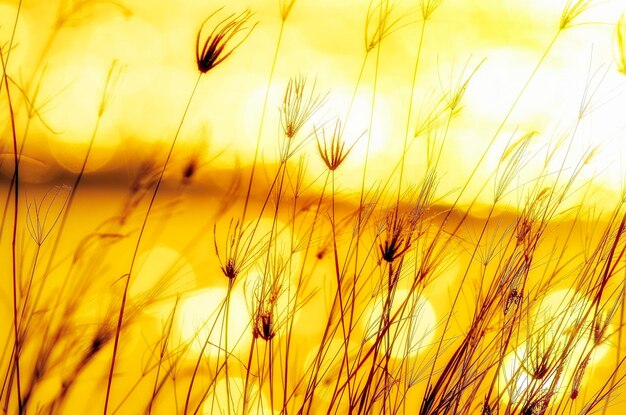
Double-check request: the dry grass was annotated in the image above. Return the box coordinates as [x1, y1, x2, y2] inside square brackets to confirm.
[1, 1, 625, 414]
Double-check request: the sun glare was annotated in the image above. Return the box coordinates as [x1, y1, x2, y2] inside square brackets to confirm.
[363, 289, 437, 359]
[174, 287, 250, 357]
[2, 0, 626, 413]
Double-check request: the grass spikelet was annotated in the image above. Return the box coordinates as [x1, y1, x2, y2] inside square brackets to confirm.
[364, 0, 406, 52]
[249, 263, 286, 341]
[214, 219, 258, 280]
[180, 136, 210, 185]
[570, 354, 590, 400]
[379, 211, 413, 264]
[281, 76, 326, 140]
[279, 0, 297, 21]
[195, 8, 256, 74]
[25, 186, 70, 247]
[559, 0, 596, 31]
[494, 130, 536, 202]
[439, 58, 484, 112]
[315, 120, 360, 171]
[420, 0, 446, 21]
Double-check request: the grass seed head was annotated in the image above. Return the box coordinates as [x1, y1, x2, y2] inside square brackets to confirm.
[281, 76, 325, 140]
[522, 391, 551, 415]
[364, 0, 406, 52]
[379, 211, 413, 263]
[559, 0, 595, 31]
[250, 263, 287, 341]
[253, 311, 276, 341]
[214, 219, 259, 280]
[181, 137, 209, 185]
[279, 0, 297, 21]
[481, 399, 492, 415]
[420, 0, 445, 21]
[26, 186, 71, 246]
[222, 258, 239, 280]
[520, 332, 562, 383]
[196, 8, 256, 74]
[315, 120, 359, 171]
[504, 287, 523, 314]
[129, 153, 162, 195]
[592, 311, 610, 346]
[570, 354, 590, 400]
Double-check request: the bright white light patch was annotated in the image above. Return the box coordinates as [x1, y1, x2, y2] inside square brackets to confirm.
[201, 376, 267, 415]
[131, 246, 196, 302]
[175, 287, 250, 357]
[363, 289, 436, 358]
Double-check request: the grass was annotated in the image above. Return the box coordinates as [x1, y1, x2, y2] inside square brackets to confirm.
[1, 0, 626, 414]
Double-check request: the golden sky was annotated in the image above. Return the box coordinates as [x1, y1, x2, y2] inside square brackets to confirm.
[3, 2, 626, 413]
[1, 0, 625, 210]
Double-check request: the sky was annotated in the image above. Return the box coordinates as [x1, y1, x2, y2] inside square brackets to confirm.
[1, 0, 625, 210]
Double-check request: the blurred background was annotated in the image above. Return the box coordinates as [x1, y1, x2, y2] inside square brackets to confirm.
[0, 0, 624, 206]
[1, 0, 626, 413]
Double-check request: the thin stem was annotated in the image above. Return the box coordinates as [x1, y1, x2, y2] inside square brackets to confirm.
[241, 20, 285, 225]
[1, 43, 23, 415]
[397, 20, 427, 204]
[103, 72, 203, 415]
[242, 337, 257, 414]
[224, 280, 233, 415]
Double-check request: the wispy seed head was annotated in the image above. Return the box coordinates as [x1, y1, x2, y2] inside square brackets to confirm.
[253, 312, 276, 341]
[481, 399, 492, 415]
[250, 264, 286, 342]
[522, 392, 551, 415]
[222, 258, 238, 280]
[420, 0, 445, 21]
[281, 76, 326, 140]
[279, 0, 297, 21]
[181, 137, 209, 185]
[559, 0, 595, 31]
[214, 219, 258, 281]
[570, 354, 589, 400]
[379, 211, 414, 264]
[196, 8, 256, 74]
[98, 60, 123, 117]
[440, 58, 484, 112]
[504, 287, 523, 314]
[315, 120, 359, 171]
[592, 311, 608, 345]
[364, 0, 406, 53]
[128, 152, 161, 194]
[88, 325, 113, 357]
[182, 161, 198, 184]
[26, 186, 71, 246]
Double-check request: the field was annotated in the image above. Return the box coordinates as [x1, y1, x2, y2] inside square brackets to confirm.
[1, 0, 626, 414]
